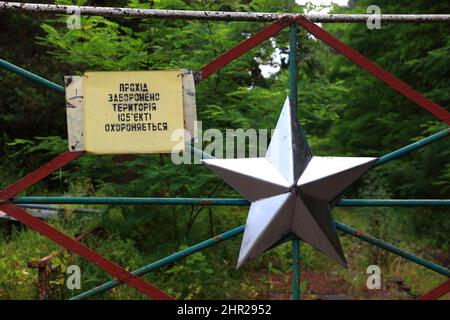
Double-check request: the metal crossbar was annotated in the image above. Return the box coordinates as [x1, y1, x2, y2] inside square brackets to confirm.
[1, 2, 450, 23]
[10, 197, 450, 207]
[0, 5, 449, 300]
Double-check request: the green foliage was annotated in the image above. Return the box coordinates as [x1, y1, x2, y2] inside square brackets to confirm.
[0, 0, 448, 300]
[321, 0, 450, 244]
[40, 17, 148, 71]
[165, 248, 216, 299]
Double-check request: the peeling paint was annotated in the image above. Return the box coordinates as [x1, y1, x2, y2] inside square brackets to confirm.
[1, 2, 450, 23]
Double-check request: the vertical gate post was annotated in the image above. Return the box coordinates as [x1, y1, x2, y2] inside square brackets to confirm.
[289, 22, 301, 301]
[292, 238, 301, 300]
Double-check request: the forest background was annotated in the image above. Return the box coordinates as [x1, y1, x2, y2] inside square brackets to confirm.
[0, 0, 448, 299]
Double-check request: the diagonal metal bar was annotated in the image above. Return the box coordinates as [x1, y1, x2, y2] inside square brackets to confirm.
[71, 218, 450, 299]
[417, 279, 450, 300]
[69, 225, 246, 300]
[295, 17, 450, 124]
[335, 221, 450, 277]
[0, 151, 173, 300]
[0, 58, 65, 93]
[0, 203, 173, 300]
[199, 18, 292, 80]
[0, 151, 83, 202]
[375, 128, 449, 167]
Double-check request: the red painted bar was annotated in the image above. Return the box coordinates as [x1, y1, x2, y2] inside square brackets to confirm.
[295, 17, 450, 125]
[0, 151, 173, 300]
[0, 203, 173, 300]
[0, 151, 83, 201]
[417, 279, 450, 300]
[200, 17, 292, 80]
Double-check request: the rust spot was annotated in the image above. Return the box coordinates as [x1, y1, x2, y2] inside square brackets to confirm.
[197, 201, 213, 205]
[213, 236, 223, 242]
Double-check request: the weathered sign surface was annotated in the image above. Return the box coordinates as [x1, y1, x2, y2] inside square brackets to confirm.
[65, 70, 196, 154]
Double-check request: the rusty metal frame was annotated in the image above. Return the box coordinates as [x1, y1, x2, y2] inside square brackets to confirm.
[199, 17, 291, 80]
[295, 17, 450, 124]
[0, 7, 448, 301]
[27, 227, 102, 300]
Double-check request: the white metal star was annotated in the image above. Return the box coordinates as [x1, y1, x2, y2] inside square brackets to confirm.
[203, 97, 377, 268]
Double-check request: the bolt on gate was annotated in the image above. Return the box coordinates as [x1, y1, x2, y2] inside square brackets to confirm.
[0, 2, 449, 300]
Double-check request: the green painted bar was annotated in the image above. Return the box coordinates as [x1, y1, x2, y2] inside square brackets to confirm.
[292, 238, 301, 300]
[12, 196, 248, 205]
[335, 221, 450, 277]
[71, 219, 450, 300]
[289, 22, 301, 301]
[12, 197, 450, 207]
[375, 128, 449, 167]
[289, 23, 298, 115]
[70, 225, 246, 300]
[338, 199, 450, 207]
[0, 58, 65, 93]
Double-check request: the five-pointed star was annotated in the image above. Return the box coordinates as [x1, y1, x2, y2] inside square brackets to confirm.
[203, 97, 377, 268]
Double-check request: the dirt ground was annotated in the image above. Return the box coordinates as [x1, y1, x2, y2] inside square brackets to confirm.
[255, 271, 426, 300]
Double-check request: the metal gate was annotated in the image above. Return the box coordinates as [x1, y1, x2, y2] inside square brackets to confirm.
[0, 2, 449, 300]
